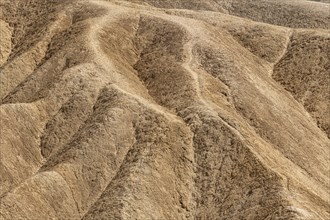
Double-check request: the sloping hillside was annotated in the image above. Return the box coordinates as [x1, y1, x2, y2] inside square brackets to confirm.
[0, 0, 329, 219]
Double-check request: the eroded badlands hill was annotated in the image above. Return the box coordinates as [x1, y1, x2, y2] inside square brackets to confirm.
[0, 0, 329, 219]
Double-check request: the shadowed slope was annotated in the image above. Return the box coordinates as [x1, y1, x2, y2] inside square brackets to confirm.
[126, 0, 330, 28]
[0, 0, 329, 219]
[273, 30, 330, 137]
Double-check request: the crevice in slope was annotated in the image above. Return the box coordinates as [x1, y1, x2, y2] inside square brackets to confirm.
[82, 99, 195, 220]
[0, 0, 69, 60]
[72, 10, 198, 218]
[218, 0, 330, 29]
[195, 37, 329, 178]
[273, 30, 330, 138]
[0, 63, 100, 198]
[0, 102, 47, 196]
[1, 57, 70, 105]
[1, 1, 328, 219]
[0, 4, 102, 105]
[131, 13, 300, 219]
[0, 20, 12, 67]
[0, 10, 73, 101]
[271, 29, 293, 69]
[0, 85, 137, 218]
[37, 85, 137, 215]
[133, 15, 196, 111]
[80, 140, 136, 220]
[194, 35, 330, 218]
[0, 64, 108, 202]
[39, 83, 102, 159]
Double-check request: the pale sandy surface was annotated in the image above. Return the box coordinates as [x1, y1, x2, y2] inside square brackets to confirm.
[0, 0, 329, 219]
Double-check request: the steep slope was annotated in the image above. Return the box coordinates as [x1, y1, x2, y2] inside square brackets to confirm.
[273, 30, 330, 137]
[127, 0, 330, 28]
[0, 0, 329, 219]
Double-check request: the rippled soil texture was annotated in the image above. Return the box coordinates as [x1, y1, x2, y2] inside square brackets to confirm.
[0, 0, 329, 219]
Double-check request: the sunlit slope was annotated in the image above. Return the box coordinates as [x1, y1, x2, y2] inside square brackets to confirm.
[0, 0, 329, 219]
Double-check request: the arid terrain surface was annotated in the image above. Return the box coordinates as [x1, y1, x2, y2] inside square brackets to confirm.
[0, 0, 329, 219]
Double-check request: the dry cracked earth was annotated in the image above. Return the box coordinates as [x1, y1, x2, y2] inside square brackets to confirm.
[0, 0, 329, 219]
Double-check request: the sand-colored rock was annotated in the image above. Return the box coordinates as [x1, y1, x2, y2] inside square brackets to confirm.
[0, 20, 12, 66]
[0, 0, 329, 219]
